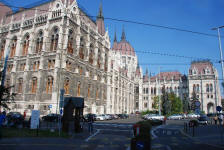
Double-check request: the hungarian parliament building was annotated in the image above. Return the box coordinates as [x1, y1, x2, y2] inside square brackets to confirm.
[0, 0, 221, 116]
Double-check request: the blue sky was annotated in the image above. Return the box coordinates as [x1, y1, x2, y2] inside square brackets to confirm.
[2, 0, 224, 89]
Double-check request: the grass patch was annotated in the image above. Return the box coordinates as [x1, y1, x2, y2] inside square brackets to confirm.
[1, 128, 70, 138]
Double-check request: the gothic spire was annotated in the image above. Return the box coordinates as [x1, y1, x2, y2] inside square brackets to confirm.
[146, 68, 148, 75]
[121, 25, 126, 41]
[114, 30, 117, 42]
[97, 1, 104, 20]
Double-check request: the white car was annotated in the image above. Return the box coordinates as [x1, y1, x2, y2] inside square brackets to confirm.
[146, 114, 164, 121]
[187, 113, 200, 119]
[168, 114, 182, 120]
[96, 115, 105, 121]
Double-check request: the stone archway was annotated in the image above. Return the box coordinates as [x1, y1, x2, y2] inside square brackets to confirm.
[207, 102, 214, 114]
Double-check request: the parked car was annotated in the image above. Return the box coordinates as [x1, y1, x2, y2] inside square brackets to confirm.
[187, 113, 200, 119]
[7, 112, 24, 127]
[95, 114, 106, 121]
[197, 116, 209, 125]
[146, 114, 164, 121]
[42, 114, 61, 122]
[167, 114, 182, 120]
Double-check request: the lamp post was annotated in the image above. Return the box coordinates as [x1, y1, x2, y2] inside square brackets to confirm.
[212, 26, 224, 105]
[212, 26, 224, 81]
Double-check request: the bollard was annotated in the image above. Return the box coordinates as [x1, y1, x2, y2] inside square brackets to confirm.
[192, 125, 195, 137]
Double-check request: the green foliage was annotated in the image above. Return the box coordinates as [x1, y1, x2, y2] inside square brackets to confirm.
[152, 96, 159, 109]
[141, 110, 158, 116]
[0, 85, 16, 110]
[169, 92, 183, 114]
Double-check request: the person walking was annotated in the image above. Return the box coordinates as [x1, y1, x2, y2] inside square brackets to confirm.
[0, 111, 6, 139]
[214, 115, 218, 125]
[218, 114, 223, 125]
[87, 113, 94, 134]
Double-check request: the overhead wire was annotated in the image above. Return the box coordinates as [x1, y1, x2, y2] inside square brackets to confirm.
[0, 3, 223, 38]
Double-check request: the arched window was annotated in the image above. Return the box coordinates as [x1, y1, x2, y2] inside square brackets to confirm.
[46, 76, 53, 93]
[189, 69, 192, 75]
[0, 39, 6, 60]
[77, 82, 81, 96]
[79, 37, 84, 59]
[154, 87, 156, 95]
[97, 49, 101, 69]
[36, 30, 43, 53]
[151, 87, 153, 94]
[206, 84, 209, 92]
[50, 27, 59, 51]
[202, 69, 205, 74]
[210, 84, 213, 92]
[89, 44, 94, 64]
[31, 77, 37, 93]
[18, 78, 23, 93]
[64, 78, 69, 94]
[22, 34, 29, 56]
[10, 37, 17, 58]
[87, 84, 91, 98]
[67, 30, 74, 54]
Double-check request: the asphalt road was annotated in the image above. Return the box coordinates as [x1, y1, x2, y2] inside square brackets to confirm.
[152, 120, 224, 150]
[0, 115, 141, 150]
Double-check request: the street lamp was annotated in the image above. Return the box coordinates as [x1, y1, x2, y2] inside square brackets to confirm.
[212, 26, 224, 81]
[212, 26, 224, 106]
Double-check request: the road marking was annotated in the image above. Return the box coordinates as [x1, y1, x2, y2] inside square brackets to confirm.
[151, 125, 164, 139]
[85, 129, 100, 142]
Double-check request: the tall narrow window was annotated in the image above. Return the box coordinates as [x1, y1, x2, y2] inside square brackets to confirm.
[79, 66, 83, 75]
[0, 39, 6, 60]
[22, 34, 29, 56]
[206, 84, 209, 92]
[10, 37, 17, 58]
[87, 84, 90, 98]
[89, 44, 94, 64]
[97, 49, 101, 69]
[64, 78, 69, 94]
[67, 30, 73, 54]
[18, 78, 23, 93]
[50, 27, 59, 51]
[104, 53, 107, 71]
[79, 37, 84, 59]
[96, 88, 98, 99]
[37, 61, 40, 70]
[77, 82, 81, 96]
[36, 30, 43, 53]
[196, 84, 199, 93]
[33, 62, 36, 71]
[193, 84, 196, 92]
[46, 76, 53, 94]
[31, 77, 37, 93]
[210, 84, 213, 92]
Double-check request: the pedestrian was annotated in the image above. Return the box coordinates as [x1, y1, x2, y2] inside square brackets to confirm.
[87, 113, 94, 134]
[218, 114, 223, 125]
[0, 111, 6, 139]
[23, 111, 26, 120]
[163, 116, 167, 125]
[214, 115, 218, 125]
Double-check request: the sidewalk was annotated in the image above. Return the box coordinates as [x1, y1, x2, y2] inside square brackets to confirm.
[182, 124, 224, 148]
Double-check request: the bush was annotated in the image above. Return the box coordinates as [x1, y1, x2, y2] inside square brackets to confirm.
[141, 110, 158, 116]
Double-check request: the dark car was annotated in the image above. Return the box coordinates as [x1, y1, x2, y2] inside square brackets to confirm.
[42, 114, 61, 122]
[198, 116, 209, 125]
[7, 112, 24, 127]
[84, 114, 96, 121]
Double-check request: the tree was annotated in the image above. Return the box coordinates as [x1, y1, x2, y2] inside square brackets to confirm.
[161, 87, 171, 115]
[182, 95, 189, 113]
[0, 71, 16, 110]
[152, 96, 159, 109]
[169, 92, 183, 114]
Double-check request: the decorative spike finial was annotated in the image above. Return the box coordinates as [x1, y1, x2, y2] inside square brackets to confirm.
[121, 25, 126, 41]
[114, 29, 117, 42]
[97, 1, 104, 19]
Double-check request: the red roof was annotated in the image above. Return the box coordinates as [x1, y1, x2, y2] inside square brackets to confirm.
[112, 40, 135, 56]
[150, 71, 182, 82]
[190, 61, 214, 75]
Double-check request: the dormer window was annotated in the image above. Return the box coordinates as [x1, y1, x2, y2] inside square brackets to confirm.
[193, 69, 197, 75]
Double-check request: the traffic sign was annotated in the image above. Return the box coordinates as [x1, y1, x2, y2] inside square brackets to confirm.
[48, 105, 52, 109]
[60, 108, 63, 115]
[216, 106, 222, 112]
